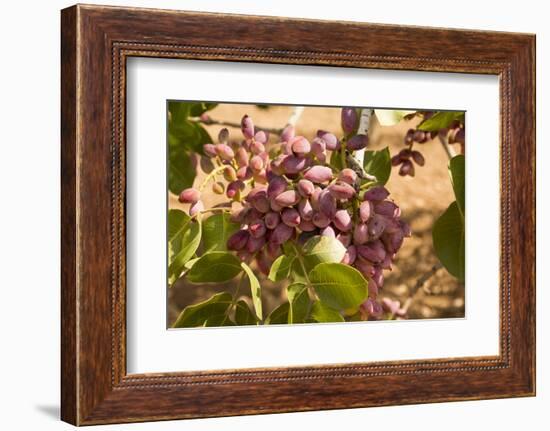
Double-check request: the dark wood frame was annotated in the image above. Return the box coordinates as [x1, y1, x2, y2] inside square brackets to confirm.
[61, 4, 536, 426]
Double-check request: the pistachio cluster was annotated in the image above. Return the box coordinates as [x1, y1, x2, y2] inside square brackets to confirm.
[392, 114, 465, 177]
[391, 128, 432, 177]
[178, 112, 410, 319]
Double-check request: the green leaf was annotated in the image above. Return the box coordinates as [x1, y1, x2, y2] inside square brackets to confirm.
[169, 101, 207, 151]
[194, 123, 213, 154]
[168, 143, 196, 195]
[189, 102, 218, 117]
[301, 235, 347, 273]
[168, 211, 202, 283]
[417, 111, 465, 132]
[310, 301, 345, 323]
[168, 209, 189, 243]
[330, 148, 346, 171]
[287, 283, 309, 324]
[168, 101, 191, 125]
[363, 147, 391, 186]
[290, 259, 308, 283]
[265, 302, 289, 325]
[202, 213, 240, 253]
[433, 201, 465, 281]
[170, 121, 212, 155]
[186, 252, 242, 283]
[184, 257, 199, 270]
[309, 263, 369, 310]
[433, 155, 465, 282]
[172, 292, 233, 328]
[268, 255, 295, 282]
[168, 102, 213, 174]
[374, 109, 416, 126]
[168, 260, 199, 288]
[234, 300, 258, 326]
[203, 314, 236, 327]
[241, 262, 262, 320]
[449, 155, 465, 215]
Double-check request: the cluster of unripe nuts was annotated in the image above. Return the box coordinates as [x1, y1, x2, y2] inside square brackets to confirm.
[392, 113, 465, 177]
[392, 128, 431, 177]
[445, 120, 465, 154]
[178, 111, 410, 319]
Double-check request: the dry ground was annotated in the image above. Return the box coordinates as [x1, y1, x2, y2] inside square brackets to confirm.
[168, 104, 465, 325]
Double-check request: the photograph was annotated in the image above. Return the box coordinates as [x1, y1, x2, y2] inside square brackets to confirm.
[167, 102, 465, 328]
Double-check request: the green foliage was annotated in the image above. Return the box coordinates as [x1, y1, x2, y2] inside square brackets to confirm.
[433, 201, 465, 282]
[449, 155, 465, 215]
[241, 262, 262, 320]
[309, 263, 369, 310]
[172, 292, 233, 328]
[168, 210, 202, 284]
[184, 258, 199, 270]
[268, 255, 295, 282]
[374, 109, 416, 126]
[287, 283, 309, 324]
[168, 101, 191, 125]
[234, 300, 258, 325]
[203, 314, 235, 327]
[301, 236, 347, 273]
[290, 258, 307, 284]
[189, 102, 218, 117]
[170, 119, 213, 155]
[417, 111, 465, 132]
[186, 252, 242, 283]
[362, 147, 391, 185]
[168, 101, 215, 154]
[202, 213, 240, 253]
[433, 155, 465, 281]
[310, 301, 345, 323]
[330, 148, 346, 171]
[167, 101, 216, 195]
[168, 209, 189, 242]
[265, 302, 290, 325]
[168, 141, 196, 195]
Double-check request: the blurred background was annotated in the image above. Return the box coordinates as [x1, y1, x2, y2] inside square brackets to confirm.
[168, 103, 465, 326]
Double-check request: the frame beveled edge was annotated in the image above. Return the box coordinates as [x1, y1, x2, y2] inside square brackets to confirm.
[61, 4, 535, 425]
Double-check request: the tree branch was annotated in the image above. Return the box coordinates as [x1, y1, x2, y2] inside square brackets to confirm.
[190, 117, 283, 135]
[191, 105, 305, 136]
[438, 134, 456, 160]
[347, 108, 377, 182]
[401, 262, 443, 313]
[411, 262, 443, 295]
[354, 108, 373, 166]
[286, 106, 304, 127]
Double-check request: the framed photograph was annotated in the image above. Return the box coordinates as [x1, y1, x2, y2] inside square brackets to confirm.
[61, 4, 536, 425]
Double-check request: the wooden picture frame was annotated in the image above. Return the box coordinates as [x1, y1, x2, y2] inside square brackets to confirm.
[61, 4, 536, 425]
